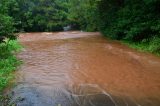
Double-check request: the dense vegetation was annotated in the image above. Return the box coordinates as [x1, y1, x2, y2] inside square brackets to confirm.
[0, 0, 21, 93]
[1, 0, 70, 33]
[67, 0, 99, 31]
[0, 0, 17, 40]
[0, 41, 21, 91]
[8, 0, 69, 32]
[97, 0, 160, 55]
[0, 0, 160, 92]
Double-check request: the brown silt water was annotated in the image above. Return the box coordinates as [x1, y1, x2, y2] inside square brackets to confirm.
[10, 32, 160, 106]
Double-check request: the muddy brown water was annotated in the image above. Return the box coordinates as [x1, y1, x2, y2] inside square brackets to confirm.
[9, 32, 160, 106]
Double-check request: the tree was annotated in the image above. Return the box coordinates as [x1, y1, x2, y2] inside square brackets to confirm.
[0, 0, 17, 40]
[67, 0, 99, 31]
[9, 0, 69, 32]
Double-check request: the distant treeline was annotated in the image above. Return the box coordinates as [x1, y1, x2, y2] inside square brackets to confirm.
[0, 0, 69, 33]
[0, 0, 160, 54]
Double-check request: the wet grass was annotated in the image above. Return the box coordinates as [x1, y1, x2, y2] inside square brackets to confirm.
[0, 40, 22, 92]
[122, 39, 160, 56]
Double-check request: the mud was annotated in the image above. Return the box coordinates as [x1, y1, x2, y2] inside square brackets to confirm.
[9, 32, 160, 106]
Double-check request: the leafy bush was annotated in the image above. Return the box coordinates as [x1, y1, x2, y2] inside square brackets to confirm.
[97, 0, 160, 41]
[149, 37, 160, 54]
[0, 14, 16, 40]
[67, 0, 99, 31]
[0, 40, 22, 91]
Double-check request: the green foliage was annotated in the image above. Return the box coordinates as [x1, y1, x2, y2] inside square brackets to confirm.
[0, 0, 21, 94]
[123, 37, 160, 56]
[97, 0, 160, 41]
[0, 14, 16, 39]
[67, 0, 99, 31]
[0, 0, 17, 39]
[0, 40, 22, 91]
[149, 37, 160, 54]
[9, 0, 69, 32]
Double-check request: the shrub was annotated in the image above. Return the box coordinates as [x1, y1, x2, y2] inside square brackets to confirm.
[0, 40, 22, 91]
[0, 14, 16, 40]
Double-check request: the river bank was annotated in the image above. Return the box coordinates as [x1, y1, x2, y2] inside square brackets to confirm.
[0, 40, 22, 105]
[122, 40, 160, 57]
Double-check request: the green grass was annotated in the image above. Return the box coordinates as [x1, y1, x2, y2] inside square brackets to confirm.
[0, 40, 22, 92]
[122, 38, 160, 56]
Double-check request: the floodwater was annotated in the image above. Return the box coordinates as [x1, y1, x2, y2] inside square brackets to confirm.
[10, 32, 160, 106]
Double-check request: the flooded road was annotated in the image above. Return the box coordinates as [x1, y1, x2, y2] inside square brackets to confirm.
[10, 32, 160, 106]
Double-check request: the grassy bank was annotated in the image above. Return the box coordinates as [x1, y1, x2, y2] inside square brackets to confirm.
[0, 40, 22, 92]
[122, 37, 160, 56]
